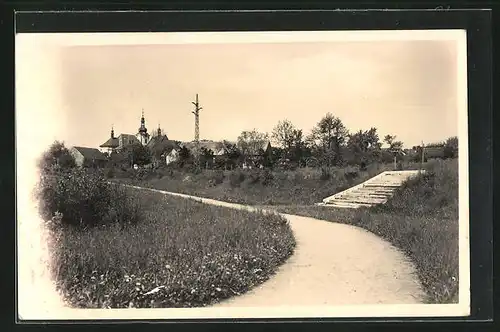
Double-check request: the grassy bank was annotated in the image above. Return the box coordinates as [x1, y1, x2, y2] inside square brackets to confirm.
[37, 169, 295, 308]
[108, 159, 459, 304]
[111, 162, 426, 206]
[270, 159, 459, 304]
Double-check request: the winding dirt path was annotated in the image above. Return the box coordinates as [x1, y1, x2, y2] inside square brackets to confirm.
[126, 185, 425, 306]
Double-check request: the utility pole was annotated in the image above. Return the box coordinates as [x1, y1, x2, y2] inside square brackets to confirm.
[192, 93, 202, 142]
[191, 94, 202, 169]
[420, 140, 425, 173]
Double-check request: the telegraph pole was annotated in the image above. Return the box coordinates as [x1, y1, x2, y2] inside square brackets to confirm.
[191, 94, 202, 168]
[420, 140, 425, 173]
[192, 93, 202, 142]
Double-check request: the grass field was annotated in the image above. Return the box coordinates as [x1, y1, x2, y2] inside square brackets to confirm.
[39, 170, 295, 308]
[114, 159, 459, 304]
[112, 161, 427, 206]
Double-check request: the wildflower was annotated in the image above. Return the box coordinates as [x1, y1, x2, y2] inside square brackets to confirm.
[216, 287, 222, 292]
[165, 265, 171, 269]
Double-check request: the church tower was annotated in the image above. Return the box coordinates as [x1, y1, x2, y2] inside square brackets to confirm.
[136, 110, 150, 145]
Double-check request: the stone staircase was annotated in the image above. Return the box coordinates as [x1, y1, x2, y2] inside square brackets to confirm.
[317, 170, 424, 209]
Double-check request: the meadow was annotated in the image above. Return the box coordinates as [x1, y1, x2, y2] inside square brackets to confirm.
[36, 168, 295, 308]
[112, 159, 459, 304]
[111, 161, 428, 206]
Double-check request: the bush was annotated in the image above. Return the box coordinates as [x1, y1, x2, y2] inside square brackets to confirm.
[38, 141, 76, 172]
[320, 167, 331, 181]
[105, 168, 115, 179]
[247, 169, 261, 185]
[261, 169, 274, 186]
[35, 167, 140, 228]
[208, 170, 225, 186]
[229, 169, 246, 187]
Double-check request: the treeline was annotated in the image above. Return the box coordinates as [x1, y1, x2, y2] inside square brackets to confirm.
[42, 112, 459, 173]
[167, 113, 458, 171]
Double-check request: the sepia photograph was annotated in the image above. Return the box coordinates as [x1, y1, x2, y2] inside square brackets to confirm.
[16, 29, 469, 320]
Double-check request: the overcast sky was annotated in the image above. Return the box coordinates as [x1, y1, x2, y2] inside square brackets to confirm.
[17, 33, 462, 151]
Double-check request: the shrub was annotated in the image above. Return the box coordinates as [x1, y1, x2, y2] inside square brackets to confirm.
[105, 168, 115, 179]
[35, 167, 140, 228]
[320, 167, 331, 181]
[261, 169, 274, 186]
[38, 141, 76, 172]
[247, 169, 261, 185]
[229, 169, 245, 187]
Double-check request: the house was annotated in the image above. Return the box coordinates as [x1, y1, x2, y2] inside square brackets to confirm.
[166, 148, 180, 165]
[70, 146, 107, 168]
[147, 129, 179, 167]
[424, 146, 445, 159]
[239, 139, 272, 168]
[182, 140, 226, 156]
[117, 134, 141, 151]
[100, 129, 140, 153]
[99, 127, 119, 153]
[99, 111, 152, 153]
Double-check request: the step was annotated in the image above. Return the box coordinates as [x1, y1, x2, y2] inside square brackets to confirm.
[321, 201, 371, 209]
[354, 189, 395, 195]
[348, 193, 390, 199]
[335, 197, 387, 205]
[364, 183, 402, 187]
[339, 192, 390, 199]
[328, 195, 384, 203]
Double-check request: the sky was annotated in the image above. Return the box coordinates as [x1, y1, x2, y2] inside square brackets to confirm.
[16, 32, 463, 151]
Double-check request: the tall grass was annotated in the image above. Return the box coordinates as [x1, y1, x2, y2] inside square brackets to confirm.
[112, 162, 420, 206]
[271, 159, 459, 303]
[38, 168, 295, 308]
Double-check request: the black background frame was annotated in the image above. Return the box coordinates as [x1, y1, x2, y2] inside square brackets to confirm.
[1, 3, 494, 332]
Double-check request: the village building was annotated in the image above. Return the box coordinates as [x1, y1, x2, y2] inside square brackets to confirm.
[99, 111, 151, 153]
[146, 125, 180, 167]
[70, 146, 107, 168]
[136, 111, 150, 145]
[239, 139, 272, 168]
[423, 146, 446, 160]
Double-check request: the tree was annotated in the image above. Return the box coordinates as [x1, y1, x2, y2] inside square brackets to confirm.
[199, 147, 215, 169]
[383, 134, 403, 150]
[309, 113, 349, 166]
[129, 144, 152, 166]
[383, 134, 404, 168]
[178, 146, 192, 167]
[271, 119, 309, 166]
[38, 141, 76, 172]
[214, 141, 241, 170]
[444, 136, 458, 159]
[237, 129, 269, 165]
[346, 127, 382, 168]
[272, 119, 297, 151]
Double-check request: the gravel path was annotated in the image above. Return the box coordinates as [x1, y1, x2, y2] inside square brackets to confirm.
[127, 185, 425, 306]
